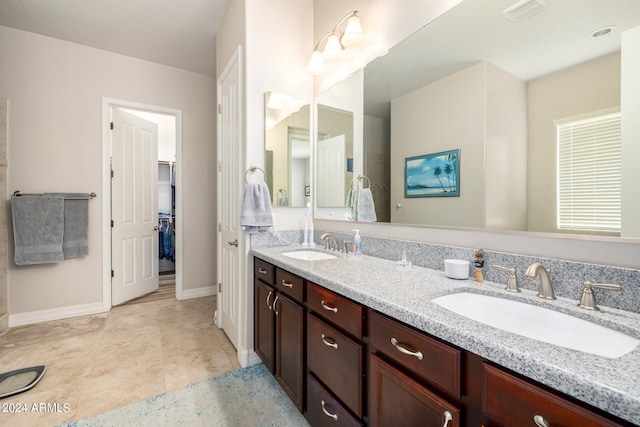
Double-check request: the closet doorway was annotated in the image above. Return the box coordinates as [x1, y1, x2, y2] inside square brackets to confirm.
[102, 98, 183, 308]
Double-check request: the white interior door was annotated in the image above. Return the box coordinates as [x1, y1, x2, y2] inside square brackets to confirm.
[111, 108, 159, 305]
[317, 135, 346, 207]
[217, 49, 241, 350]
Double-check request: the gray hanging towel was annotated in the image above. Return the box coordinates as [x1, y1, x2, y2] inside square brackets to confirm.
[240, 182, 274, 233]
[45, 193, 90, 259]
[11, 196, 65, 265]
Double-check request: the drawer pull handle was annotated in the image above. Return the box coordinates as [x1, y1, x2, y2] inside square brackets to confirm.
[321, 400, 338, 421]
[443, 410, 453, 427]
[321, 300, 338, 313]
[282, 280, 293, 288]
[390, 337, 423, 360]
[321, 334, 338, 350]
[273, 295, 279, 315]
[258, 267, 267, 275]
[533, 415, 549, 427]
[266, 291, 273, 310]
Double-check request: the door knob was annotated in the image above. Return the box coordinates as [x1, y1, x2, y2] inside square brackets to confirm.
[228, 239, 238, 247]
[153, 226, 159, 231]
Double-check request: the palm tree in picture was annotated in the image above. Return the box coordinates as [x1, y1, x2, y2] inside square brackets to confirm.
[444, 163, 454, 192]
[433, 166, 447, 192]
[445, 151, 458, 191]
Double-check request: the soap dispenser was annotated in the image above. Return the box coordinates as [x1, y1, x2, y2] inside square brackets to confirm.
[352, 229, 362, 255]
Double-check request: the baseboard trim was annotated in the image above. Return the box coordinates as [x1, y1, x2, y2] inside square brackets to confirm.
[0, 313, 8, 332]
[178, 286, 216, 300]
[8, 302, 107, 327]
[238, 349, 261, 368]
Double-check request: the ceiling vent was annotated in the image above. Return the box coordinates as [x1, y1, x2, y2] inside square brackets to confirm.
[503, 0, 550, 23]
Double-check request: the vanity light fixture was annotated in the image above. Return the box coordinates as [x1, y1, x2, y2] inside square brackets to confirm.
[307, 11, 364, 75]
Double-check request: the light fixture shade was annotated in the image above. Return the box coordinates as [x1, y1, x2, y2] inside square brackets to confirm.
[322, 33, 342, 62]
[307, 49, 325, 75]
[341, 15, 363, 47]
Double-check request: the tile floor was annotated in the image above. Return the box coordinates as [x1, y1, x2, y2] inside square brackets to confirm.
[0, 295, 241, 427]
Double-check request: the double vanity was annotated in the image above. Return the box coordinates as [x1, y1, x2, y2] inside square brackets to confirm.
[251, 244, 640, 426]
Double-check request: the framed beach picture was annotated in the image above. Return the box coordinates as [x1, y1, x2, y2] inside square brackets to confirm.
[404, 149, 460, 198]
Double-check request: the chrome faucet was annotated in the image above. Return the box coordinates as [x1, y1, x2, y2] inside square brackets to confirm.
[320, 233, 339, 252]
[525, 263, 556, 300]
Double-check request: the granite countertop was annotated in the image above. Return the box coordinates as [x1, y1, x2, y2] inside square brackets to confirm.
[250, 245, 640, 425]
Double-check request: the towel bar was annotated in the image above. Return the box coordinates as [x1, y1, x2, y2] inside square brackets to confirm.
[13, 191, 97, 199]
[244, 166, 266, 184]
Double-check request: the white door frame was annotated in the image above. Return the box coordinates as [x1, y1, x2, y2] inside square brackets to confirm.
[101, 97, 183, 309]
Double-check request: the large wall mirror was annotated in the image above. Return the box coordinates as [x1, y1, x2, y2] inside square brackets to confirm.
[265, 92, 311, 208]
[314, 0, 640, 238]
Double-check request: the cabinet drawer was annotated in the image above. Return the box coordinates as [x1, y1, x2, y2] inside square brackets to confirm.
[307, 373, 363, 427]
[307, 313, 363, 418]
[482, 363, 626, 427]
[307, 282, 362, 338]
[369, 311, 461, 398]
[254, 258, 275, 285]
[276, 268, 304, 302]
[369, 354, 460, 427]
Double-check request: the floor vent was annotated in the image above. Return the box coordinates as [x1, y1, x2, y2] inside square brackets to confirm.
[503, 0, 549, 22]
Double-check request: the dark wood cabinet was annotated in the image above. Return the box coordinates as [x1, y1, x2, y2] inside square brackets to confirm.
[369, 310, 461, 399]
[275, 291, 305, 411]
[307, 281, 363, 338]
[254, 257, 635, 427]
[482, 363, 630, 427]
[369, 354, 460, 427]
[307, 372, 364, 427]
[254, 259, 305, 411]
[307, 312, 363, 417]
[254, 280, 275, 373]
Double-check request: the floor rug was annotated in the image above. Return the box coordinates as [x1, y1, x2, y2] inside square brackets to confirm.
[61, 364, 309, 427]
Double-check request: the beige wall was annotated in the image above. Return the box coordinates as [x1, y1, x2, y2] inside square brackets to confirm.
[622, 26, 640, 238]
[0, 25, 217, 318]
[390, 62, 527, 228]
[527, 53, 621, 233]
[0, 97, 7, 330]
[390, 62, 486, 227]
[485, 63, 528, 231]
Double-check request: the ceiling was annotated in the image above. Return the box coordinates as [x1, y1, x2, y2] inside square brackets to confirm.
[0, 0, 229, 76]
[364, 0, 640, 118]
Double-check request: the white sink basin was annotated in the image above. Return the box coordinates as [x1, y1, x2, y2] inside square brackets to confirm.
[432, 292, 640, 358]
[281, 250, 337, 261]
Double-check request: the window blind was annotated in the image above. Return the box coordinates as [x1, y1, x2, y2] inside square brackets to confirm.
[557, 112, 621, 232]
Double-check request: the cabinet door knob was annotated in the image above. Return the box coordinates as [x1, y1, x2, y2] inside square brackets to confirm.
[321, 334, 338, 350]
[442, 410, 453, 427]
[258, 267, 267, 275]
[281, 280, 293, 288]
[266, 291, 273, 310]
[390, 337, 424, 360]
[321, 300, 338, 313]
[533, 415, 549, 427]
[273, 295, 279, 315]
[321, 400, 338, 421]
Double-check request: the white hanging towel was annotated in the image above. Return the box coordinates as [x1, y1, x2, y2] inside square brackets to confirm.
[356, 188, 377, 222]
[240, 182, 274, 233]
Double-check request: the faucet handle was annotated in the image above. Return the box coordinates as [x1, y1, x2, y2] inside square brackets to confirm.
[578, 281, 621, 311]
[342, 240, 352, 253]
[492, 265, 520, 293]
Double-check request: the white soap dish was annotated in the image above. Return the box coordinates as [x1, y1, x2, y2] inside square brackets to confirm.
[444, 259, 470, 280]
